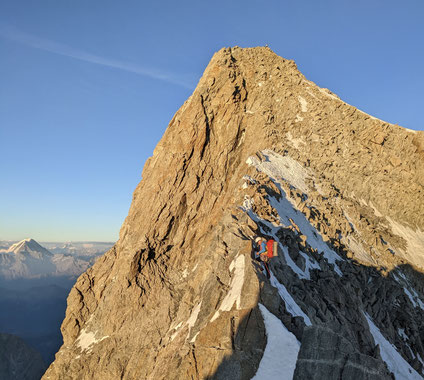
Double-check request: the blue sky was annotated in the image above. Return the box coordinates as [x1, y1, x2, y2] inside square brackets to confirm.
[0, 0, 423, 241]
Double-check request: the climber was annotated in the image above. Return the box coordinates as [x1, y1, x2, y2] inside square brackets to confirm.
[254, 237, 271, 279]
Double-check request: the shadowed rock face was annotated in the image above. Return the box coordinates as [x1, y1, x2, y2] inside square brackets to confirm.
[0, 333, 46, 380]
[43, 47, 424, 379]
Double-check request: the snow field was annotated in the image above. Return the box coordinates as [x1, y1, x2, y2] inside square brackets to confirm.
[211, 254, 245, 322]
[364, 313, 422, 380]
[246, 150, 310, 195]
[252, 304, 300, 379]
[270, 272, 312, 326]
[393, 272, 424, 311]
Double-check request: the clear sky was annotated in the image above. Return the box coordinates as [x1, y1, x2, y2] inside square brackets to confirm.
[0, 0, 423, 242]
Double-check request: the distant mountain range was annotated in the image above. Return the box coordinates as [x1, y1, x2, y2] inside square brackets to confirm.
[0, 239, 113, 280]
[42, 241, 114, 257]
[0, 238, 114, 368]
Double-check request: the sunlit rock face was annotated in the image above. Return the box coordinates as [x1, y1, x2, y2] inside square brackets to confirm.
[44, 47, 424, 380]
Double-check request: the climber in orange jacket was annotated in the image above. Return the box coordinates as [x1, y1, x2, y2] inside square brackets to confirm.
[254, 237, 271, 279]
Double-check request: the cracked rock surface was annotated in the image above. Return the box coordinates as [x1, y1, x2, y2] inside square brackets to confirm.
[43, 47, 424, 380]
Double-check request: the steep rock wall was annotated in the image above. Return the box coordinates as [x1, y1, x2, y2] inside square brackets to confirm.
[44, 47, 424, 380]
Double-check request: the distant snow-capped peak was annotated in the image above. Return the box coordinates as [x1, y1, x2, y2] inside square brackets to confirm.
[7, 239, 53, 258]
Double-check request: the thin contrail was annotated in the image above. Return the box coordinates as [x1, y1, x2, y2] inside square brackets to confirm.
[0, 25, 193, 89]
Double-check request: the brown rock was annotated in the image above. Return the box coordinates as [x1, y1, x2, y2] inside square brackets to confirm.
[43, 47, 424, 380]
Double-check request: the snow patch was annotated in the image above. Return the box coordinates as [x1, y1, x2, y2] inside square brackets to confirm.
[365, 313, 422, 379]
[173, 322, 183, 330]
[190, 332, 200, 343]
[270, 272, 312, 326]
[266, 189, 343, 275]
[387, 217, 424, 269]
[252, 304, 300, 379]
[76, 329, 109, 353]
[171, 302, 203, 342]
[398, 328, 408, 341]
[187, 302, 202, 330]
[403, 287, 424, 310]
[211, 254, 245, 322]
[186, 301, 202, 340]
[246, 150, 311, 194]
[393, 272, 424, 310]
[298, 96, 308, 112]
[170, 330, 180, 342]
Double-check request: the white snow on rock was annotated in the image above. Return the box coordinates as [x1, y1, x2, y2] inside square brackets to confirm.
[246, 150, 311, 195]
[272, 242, 319, 281]
[269, 196, 342, 276]
[252, 303, 300, 379]
[270, 272, 312, 326]
[280, 244, 311, 280]
[364, 313, 422, 380]
[298, 96, 308, 112]
[403, 287, 424, 310]
[187, 302, 202, 330]
[242, 153, 343, 277]
[170, 302, 203, 343]
[76, 329, 109, 353]
[398, 328, 408, 341]
[170, 325, 182, 341]
[387, 217, 424, 270]
[186, 301, 202, 341]
[211, 254, 245, 322]
[393, 273, 424, 310]
[190, 332, 200, 343]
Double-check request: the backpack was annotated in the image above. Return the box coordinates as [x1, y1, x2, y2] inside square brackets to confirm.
[266, 239, 279, 258]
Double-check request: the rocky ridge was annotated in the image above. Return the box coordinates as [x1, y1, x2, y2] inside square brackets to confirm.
[0, 333, 46, 380]
[43, 47, 424, 379]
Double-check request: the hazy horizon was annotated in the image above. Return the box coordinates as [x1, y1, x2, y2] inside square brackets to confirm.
[0, 238, 115, 244]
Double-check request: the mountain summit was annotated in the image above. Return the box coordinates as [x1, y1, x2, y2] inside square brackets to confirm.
[44, 47, 424, 379]
[7, 238, 53, 259]
[0, 239, 90, 280]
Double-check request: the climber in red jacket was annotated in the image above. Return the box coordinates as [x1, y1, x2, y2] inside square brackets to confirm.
[254, 237, 271, 279]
